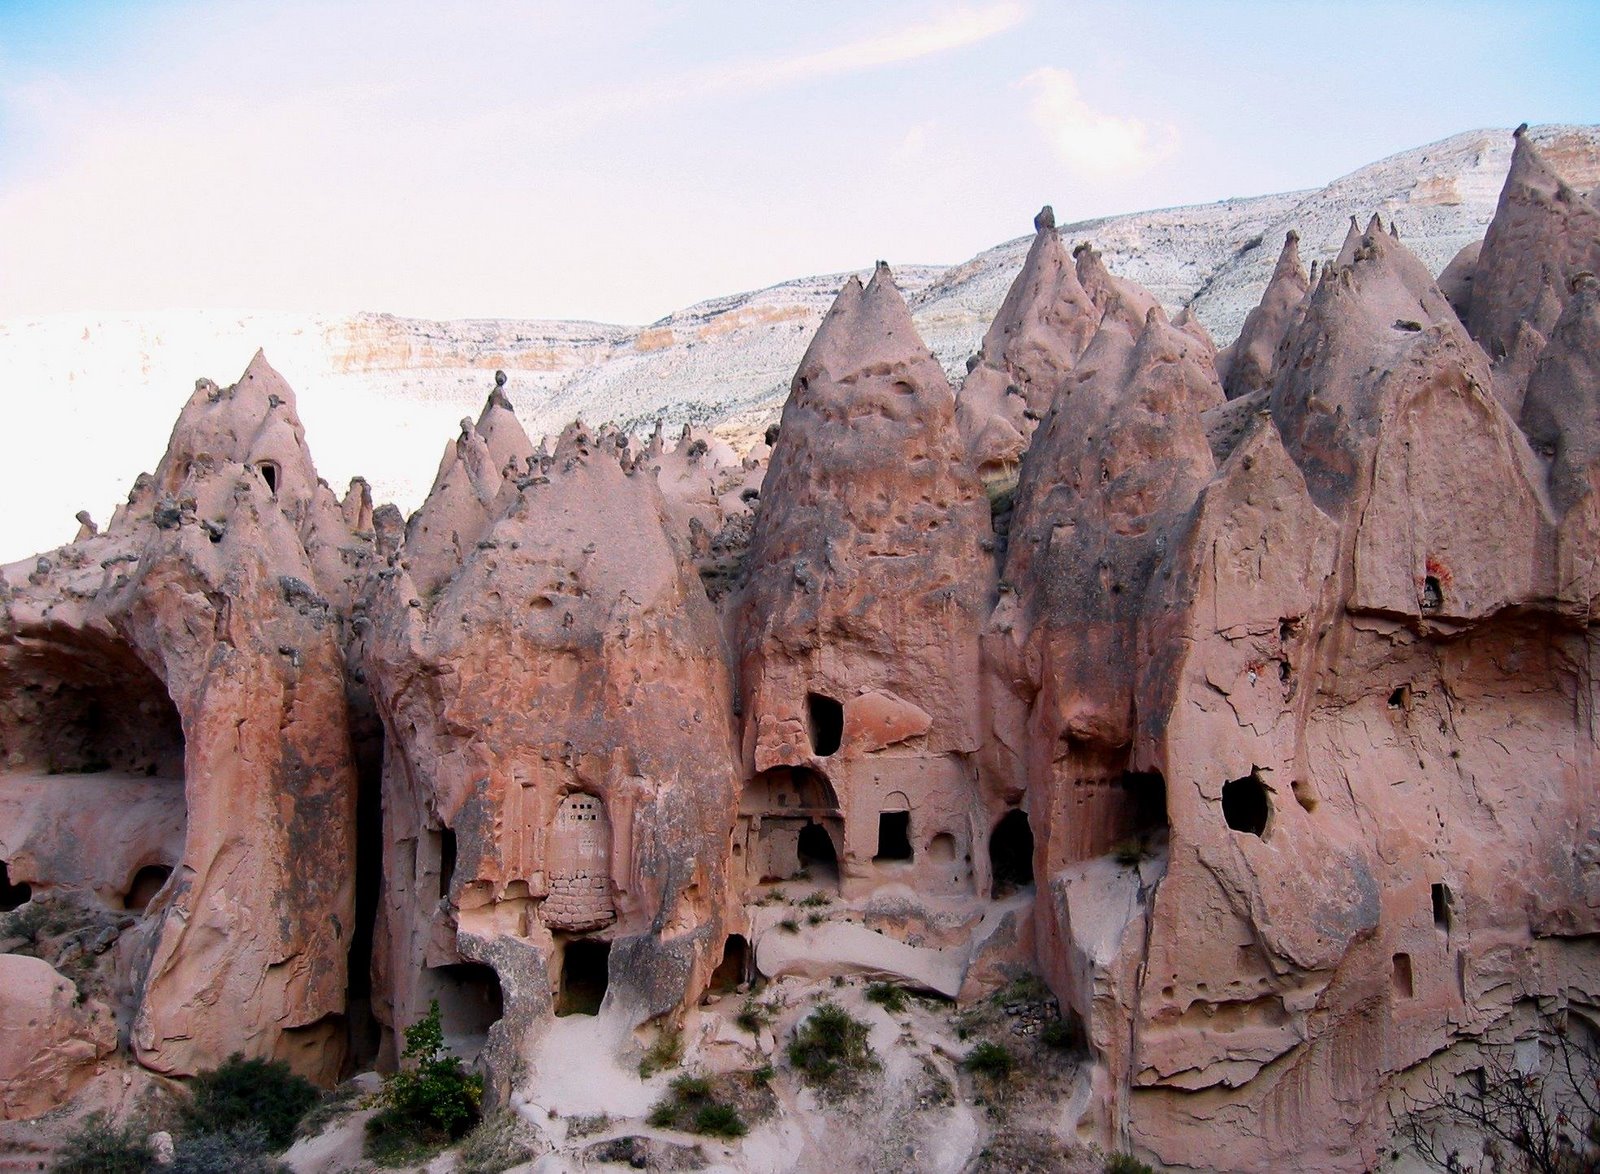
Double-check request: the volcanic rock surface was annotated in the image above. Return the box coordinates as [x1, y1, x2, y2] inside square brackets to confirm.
[0, 126, 1598, 1173]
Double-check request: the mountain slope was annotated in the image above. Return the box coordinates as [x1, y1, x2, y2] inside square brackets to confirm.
[1, 124, 1596, 562]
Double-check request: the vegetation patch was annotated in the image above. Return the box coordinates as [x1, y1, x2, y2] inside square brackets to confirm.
[647, 1074, 748, 1139]
[639, 1024, 684, 1078]
[364, 1000, 483, 1166]
[50, 1114, 152, 1174]
[169, 1126, 290, 1174]
[182, 1053, 320, 1150]
[866, 982, 908, 1013]
[786, 1001, 878, 1094]
[965, 1040, 1016, 1080]
[455, 1109, 541, 1174]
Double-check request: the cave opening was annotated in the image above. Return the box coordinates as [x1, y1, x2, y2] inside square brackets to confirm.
[438, 827, 457, 901]
[806, 693, 844, 757]
[0, 861, 30, 912]
[1433, 882, 1453, 932]
[2, 636, 184, 779]
[557, 938, 611, 1017]
[1391, 953, 1414, 999]
[1121, 770, 1168, 834]
[343, 694, 386, 1071]
[989, 809, 1035, 898]
[123, 864, 171, 913]
[874, 811, 913, 862]
[1222, 773, 1271, 837]
[257, 461, 280, 495]
[711, 933, 748, 993]
[429, 962, 504, 1056]
[798, 820, 838, 871]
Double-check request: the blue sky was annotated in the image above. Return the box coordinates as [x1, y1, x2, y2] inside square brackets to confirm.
[1, 0, 1596, 323]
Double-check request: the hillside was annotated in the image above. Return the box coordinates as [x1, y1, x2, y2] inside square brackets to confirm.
[1, 123, 1596, 561]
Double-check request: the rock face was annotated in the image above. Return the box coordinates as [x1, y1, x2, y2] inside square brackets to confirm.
[736, 265, 996, 902]
[0, 955, 116, 1120]
[1, 352, 367, 1084]
[360, 405, 739, 1097]
[1, 126, 1597, 1174]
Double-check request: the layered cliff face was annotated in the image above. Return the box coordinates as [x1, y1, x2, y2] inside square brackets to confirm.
[0, 127, 1596, 1174]
[0, 352, 369, 1102]
[359, 405, 740, 1097]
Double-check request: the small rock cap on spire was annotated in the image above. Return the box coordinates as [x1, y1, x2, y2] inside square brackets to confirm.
[1035, 205, 1056, 232]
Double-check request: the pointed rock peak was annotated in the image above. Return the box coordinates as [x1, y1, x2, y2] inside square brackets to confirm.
[1365, 213, 1385, 237]
[865, 260, 899, 298]
[474, 381, 533, 476]
[1034, 205, 1056, 233]
[1173, 305, 1218, 356]
[1390, 219, 1401, 240]
[485, 369, 513, 412]
[1515, 121, 1529, 139]
[1336, 216, 1365, 267]
[1274, 231, 1305, 277]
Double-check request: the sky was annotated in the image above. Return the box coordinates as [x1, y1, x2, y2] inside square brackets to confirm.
[1, 0, 1598, 325]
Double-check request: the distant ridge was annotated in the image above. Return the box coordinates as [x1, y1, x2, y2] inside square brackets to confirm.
[1, 123, 1597, 563]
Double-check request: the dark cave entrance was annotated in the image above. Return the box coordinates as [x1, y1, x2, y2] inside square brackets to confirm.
[438, 827, 457, 900]
[874, 811, 913, 862]
[711, 933, 749, 993]
[1222, 772, 1271, 837]
[806, 692, 844, 757]
[256, 461, 280, 496]
[123, 864, 171, 913]
[989, 809, 1035, 898]
[343, 692, 386, 1071]
[429, 962, 504, 1058]
[557, 938, 611, 1017]
[0, 861, 30, 912]
[798, 819, 838, 871]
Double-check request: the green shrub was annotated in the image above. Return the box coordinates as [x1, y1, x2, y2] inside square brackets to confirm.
[646, 1073, 746, 1138]
[779, 918, 799, 934]
[798, 891, 831, 908]
[365, 1000, 483, 1165]
[1104, 1154, 1156, 1174]
[735, 999, 771, 1036]
[692, 1102, 747, 1139]
[787, 1002, 877, 1089]
[170, 1126, 289, 1174]
[50, 1113, 153, 1173]
[866, 982, 908, 1013]
[182, 1053, 320, 1150]
[965, 1041, 1015, 1079]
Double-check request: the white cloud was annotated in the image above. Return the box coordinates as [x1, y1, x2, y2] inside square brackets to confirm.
[1021, 66, 1175, 176]
[541, 3, 1029, 125]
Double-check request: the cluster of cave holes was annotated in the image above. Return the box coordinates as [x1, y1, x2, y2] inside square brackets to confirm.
[1222, 772, 1271, 837]
[989, 809, 1034, 898]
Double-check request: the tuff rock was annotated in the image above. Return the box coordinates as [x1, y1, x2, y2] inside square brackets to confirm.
[0, 128, 1597, 1174]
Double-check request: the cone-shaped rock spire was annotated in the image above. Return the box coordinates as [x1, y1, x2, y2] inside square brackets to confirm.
[1468, 126, 1600, 362]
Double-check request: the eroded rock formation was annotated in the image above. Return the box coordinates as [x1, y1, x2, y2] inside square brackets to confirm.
[1, 127, 1597, 1173]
